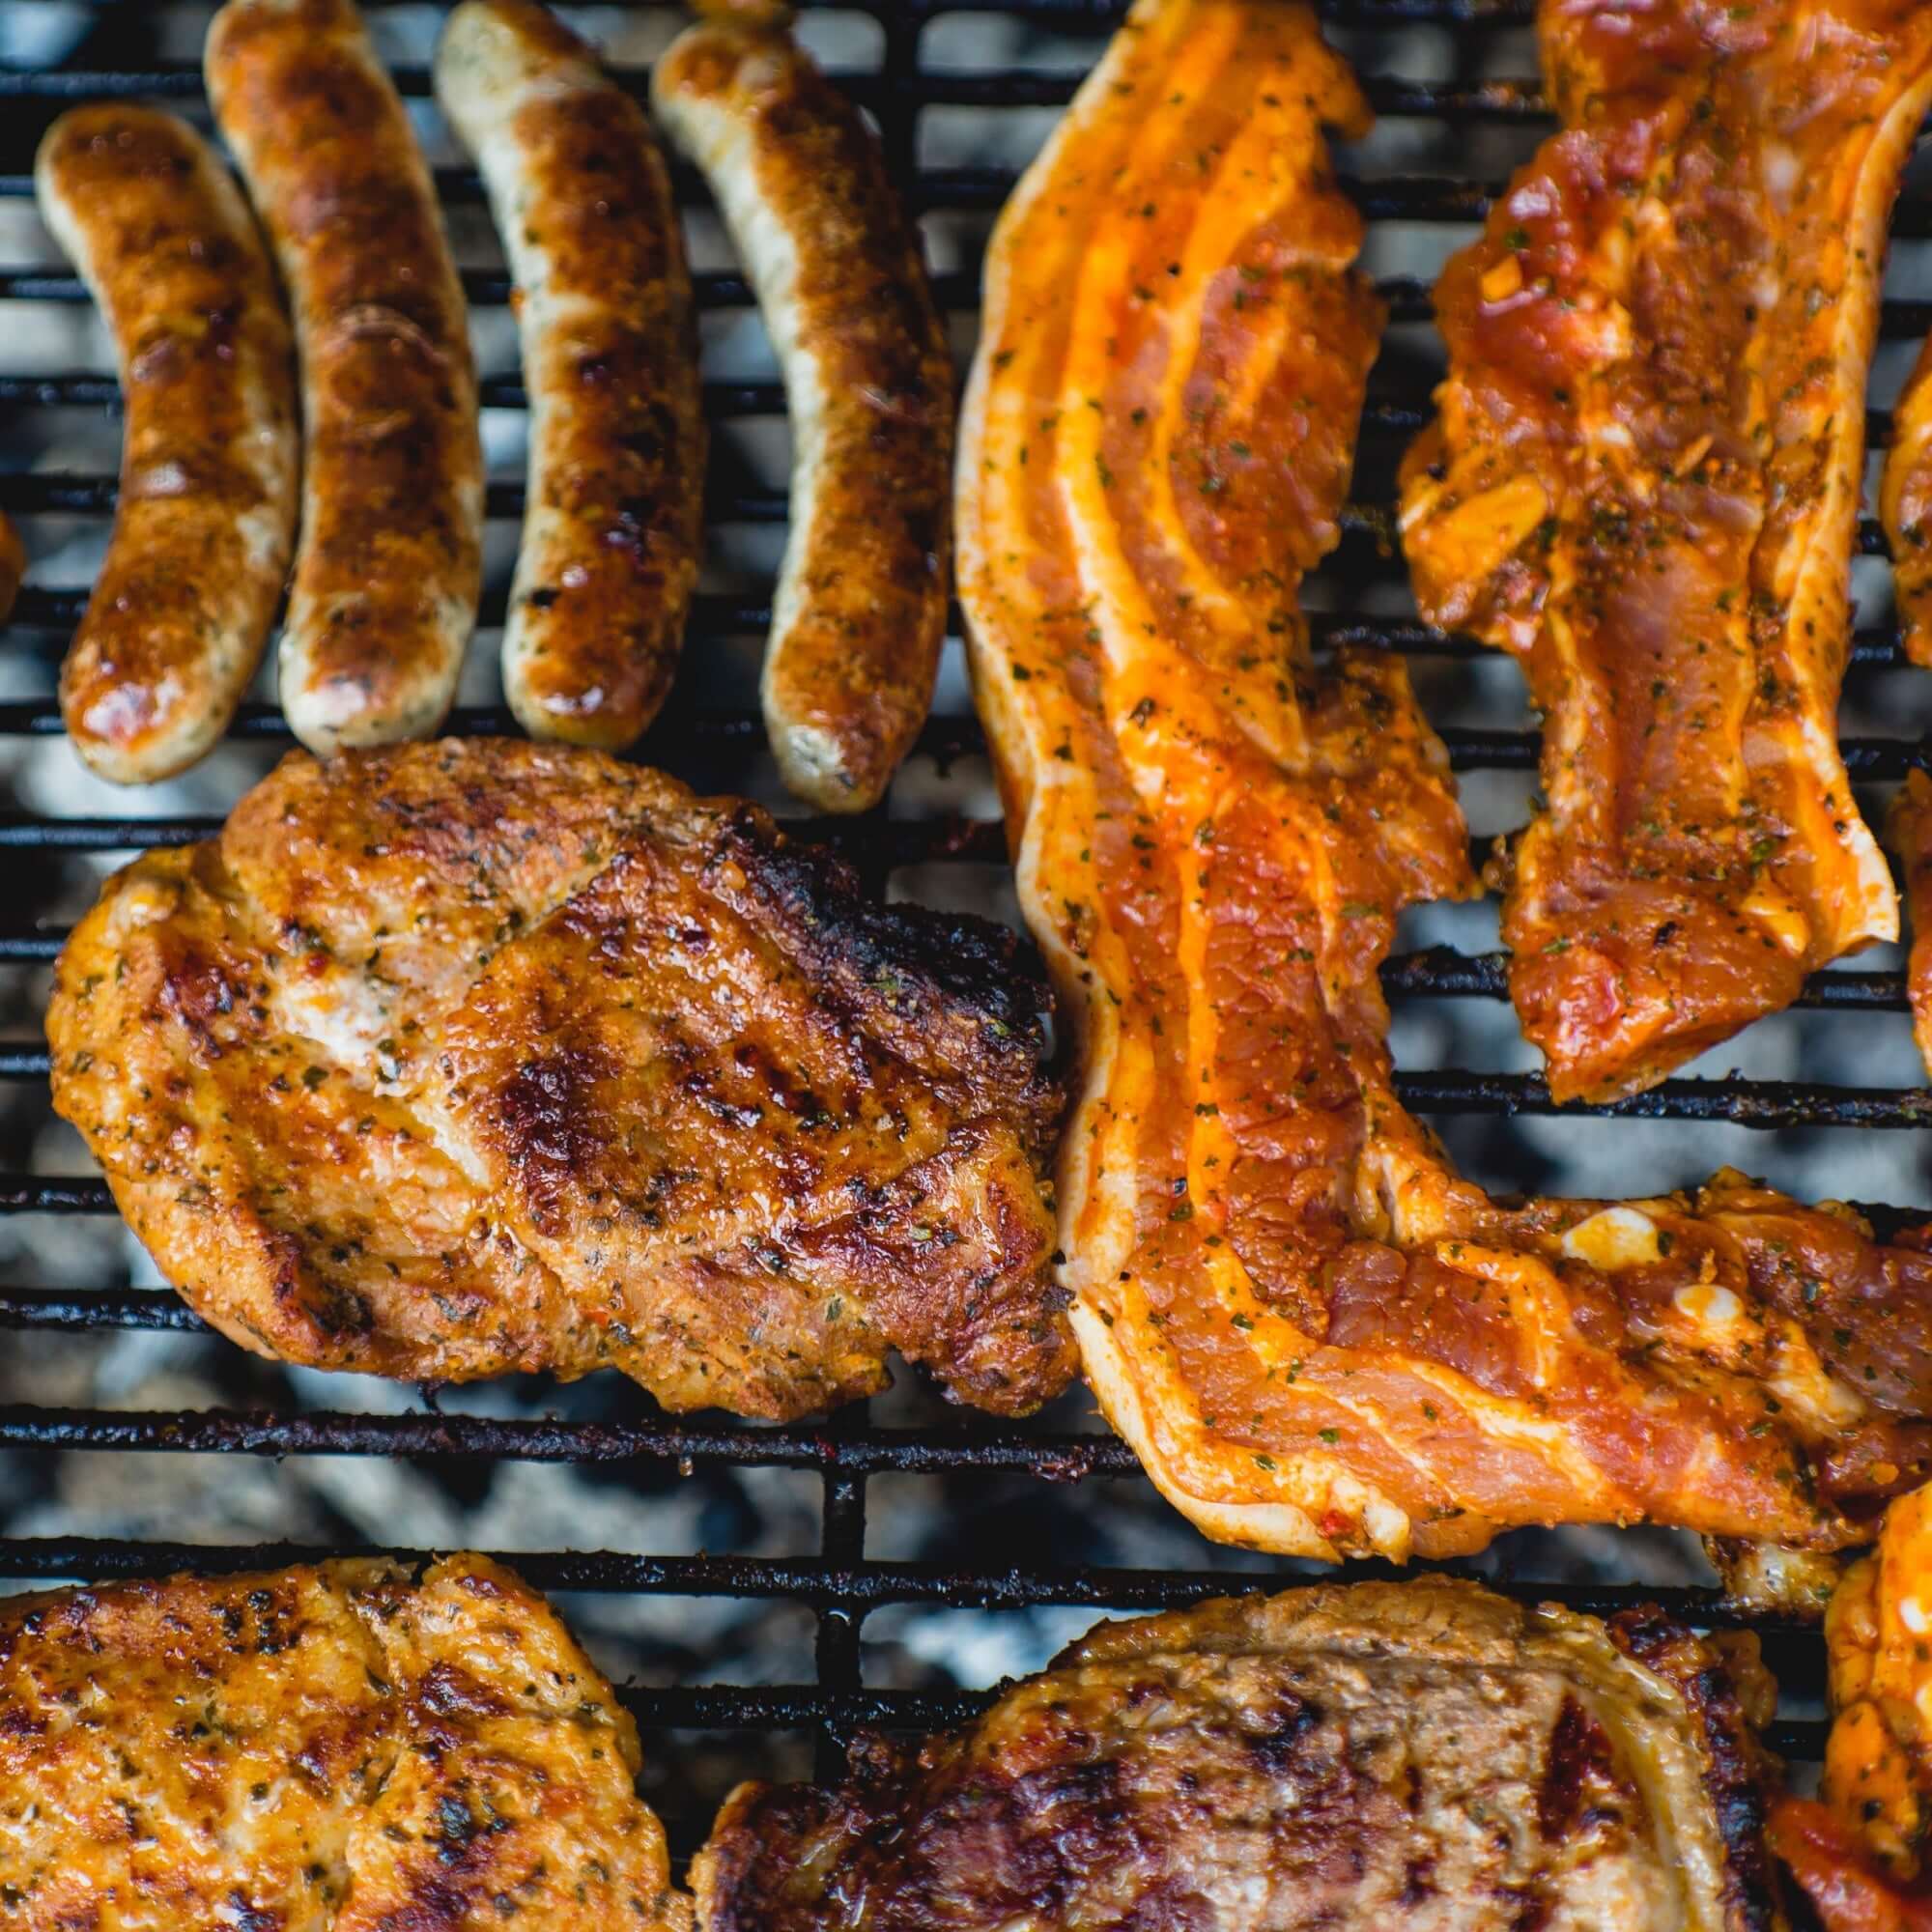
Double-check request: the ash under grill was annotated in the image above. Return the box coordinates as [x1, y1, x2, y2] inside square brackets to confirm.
[0, 0, 1923, 1857]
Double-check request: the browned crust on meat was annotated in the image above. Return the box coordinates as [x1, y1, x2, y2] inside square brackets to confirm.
[437, 0, 704, 750]
[0, 515, 24, 632]
[653, 25, 952, 811]
[46, 739, 1072, 1419]
[38, 106, 297, 784]
[1891, 769, 1932, 1079]
[1885, 334, 1932, 669]
[0, 1553, 691, 1932]
[1608, 1607, 1787, 1932]
[207, 0, 482, 753]
[693, 1580, 1788, 1932]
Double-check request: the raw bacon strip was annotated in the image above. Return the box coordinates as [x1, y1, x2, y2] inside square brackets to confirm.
[962, 0, 1932, 1564]
[1402, 0, 1932, 1103]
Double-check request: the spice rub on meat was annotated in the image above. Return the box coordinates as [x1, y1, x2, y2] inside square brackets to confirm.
[696, 1579, 1788, 1932]
[46, 739, 1072, 1420]
[0, 1553, 690, 1932]
[1401, 0, 1932, 1103]
[957, 0, 1932, 1564]
[1774, 1485, 1932, 1930]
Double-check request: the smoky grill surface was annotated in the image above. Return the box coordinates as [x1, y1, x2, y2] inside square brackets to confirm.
[0, 0, 1927, 1861]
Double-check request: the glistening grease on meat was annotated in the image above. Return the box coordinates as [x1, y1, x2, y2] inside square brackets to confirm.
[696, 1580, 1789, 1932]
[653, 16, 953, 813]
[47, 740, 1073, 1421]
[958, 0, 1932, 1564]
[1402, 0, 1932, 1103]
[1774, 1487, 1932, 1930]
[207, 0, 483, 754]
[1883, 336, 1932, 669]
[37, 106, 298, 784]
[0, 1554, 691, 1932]
[437, 0, 705, 751]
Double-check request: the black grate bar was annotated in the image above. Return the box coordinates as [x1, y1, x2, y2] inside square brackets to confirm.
[0, 64, 1556, 119]
[3, 945, 1915, 1011]
[0, 165, 1915, 226]
[0, 1402, 1144, 1475]
[0, 600, 1923, 680]
[10, 1072, 1932, 1140]
[0, 1289, 202, 1329]
[0, 1536, 1832, 1633]
[2, 270, 1928, 339]
[0, 473, 1907, 558]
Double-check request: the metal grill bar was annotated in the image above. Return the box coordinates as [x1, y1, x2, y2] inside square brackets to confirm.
[0, 65, 1556, 117]
[0, 474, 1904, 561]
[0, 1536, 1832, 1629]
[11, 1078, 1932, 1136]
[2, 944, 1918, 1009]
[2, 267, 1928, 340]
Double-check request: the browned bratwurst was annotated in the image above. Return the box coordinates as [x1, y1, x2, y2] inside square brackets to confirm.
[37, 107, 297, 783]
[436, 0, 704, 751]
[207, 0, 483, 754]
[653, 20, 953, 812]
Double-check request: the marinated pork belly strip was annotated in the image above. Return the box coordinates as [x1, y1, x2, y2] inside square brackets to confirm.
[0, 518, 22, 634]
[437, 0, 704, 751]
[1402, 0, 1932, 1105]
[696, 1578, 1787, 1932]
[1885, 341, 1932, 669]
[207, 0, 483, 755]
[653, 20, 952, 813]
[47, 738, 1073, 1421]
[1889, 770, 1932, 1077]
[960, 0, 1932, 1563]
[0, 1553, 691, 1932]
[37, 107, 297, 784]
[1774, 1486, 1932, 1928]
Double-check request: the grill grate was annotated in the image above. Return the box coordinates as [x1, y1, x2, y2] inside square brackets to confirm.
[3, 0, 1921, 1833]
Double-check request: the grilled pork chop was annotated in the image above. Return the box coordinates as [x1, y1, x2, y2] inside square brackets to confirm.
[957, 0, 1932, 1563]
[1401, 0, 1932, 1103]
[696, 1578, 1787, 1932]
[47, 740, 1073, 1419]
[0, 1553, 689, 1932]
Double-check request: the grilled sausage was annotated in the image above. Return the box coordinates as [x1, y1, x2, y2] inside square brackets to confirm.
[37, 107, 297, 783]
[436, 0, 704, 750]
[653, 21, 952, 812]
[207, 0, 483, 754]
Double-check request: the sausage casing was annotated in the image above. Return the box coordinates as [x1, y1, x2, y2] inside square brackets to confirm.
[38, 106, 297, 783]
[653, 23, 952, 811]
[436, 0, 704, 750]
[207, 0, 483, 754]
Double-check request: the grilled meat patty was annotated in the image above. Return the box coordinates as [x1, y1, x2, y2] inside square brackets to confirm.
[46, 739, 1072, 1419]
[0, 1553, 689, 1932]
[696, 1578, 1786, 1932]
